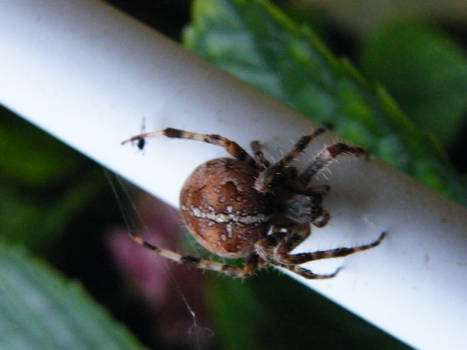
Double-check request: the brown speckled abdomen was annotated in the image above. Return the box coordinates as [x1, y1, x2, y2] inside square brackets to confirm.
[180, 158, 272, 258]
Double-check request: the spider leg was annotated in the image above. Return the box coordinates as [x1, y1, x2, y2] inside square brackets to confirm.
[289, 266, 341, 279]
[129, 233, 259, 278]
[312, 210, 330, 227]
[255, 224, 310, 265]
[254, 128, 325, 192]
[122, 127, 258, 167]
[255, 225, 342, 280]
[256, 224, 310, 261]
[255, 230, 385, 279]
[277, 231, 386, 265]
[250, 140, 270, 168]
[279, 223, 311, 251]
[298, 142, 367, 187]
[263, 223, 311, 253]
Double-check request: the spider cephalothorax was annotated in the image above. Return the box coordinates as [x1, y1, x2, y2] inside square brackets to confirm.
[122, 127, 385, 279]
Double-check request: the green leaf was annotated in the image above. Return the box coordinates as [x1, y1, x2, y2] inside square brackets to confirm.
[0, 241, 146, 350]
[360, 21, 467, 147]
[0, 107, 105, 250]
[183, 0, 467, 206]
[0, 107, 82, 187]
[0, 170, 104, 250]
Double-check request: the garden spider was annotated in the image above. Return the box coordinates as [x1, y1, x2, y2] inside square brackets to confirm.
[122, 127, 385, 279]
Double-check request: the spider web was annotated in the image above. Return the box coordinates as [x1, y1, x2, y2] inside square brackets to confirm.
[104, 169, 214, 349]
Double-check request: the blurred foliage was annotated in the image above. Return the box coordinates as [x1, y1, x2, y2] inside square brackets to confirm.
[360, 21, 467, 147]
[0, 112, 80, 187]
[0, 241, 145, 350]
[207, 271, 409, 350]
[0, 107, 104, 251]
[183, 0, 467, 205]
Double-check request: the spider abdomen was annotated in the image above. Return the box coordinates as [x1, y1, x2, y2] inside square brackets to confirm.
[180, 158, 272, 258]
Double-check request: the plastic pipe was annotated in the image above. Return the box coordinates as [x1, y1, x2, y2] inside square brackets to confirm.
[0, 1, 465, 349]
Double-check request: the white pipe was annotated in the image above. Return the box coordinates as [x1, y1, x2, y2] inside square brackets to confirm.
[0, 1, 465, 349]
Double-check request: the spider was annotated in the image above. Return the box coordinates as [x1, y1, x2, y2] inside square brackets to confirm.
[122, 127, 386, 279]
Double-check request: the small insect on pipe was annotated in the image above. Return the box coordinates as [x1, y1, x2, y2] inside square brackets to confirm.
[121, 127, 386, 279]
